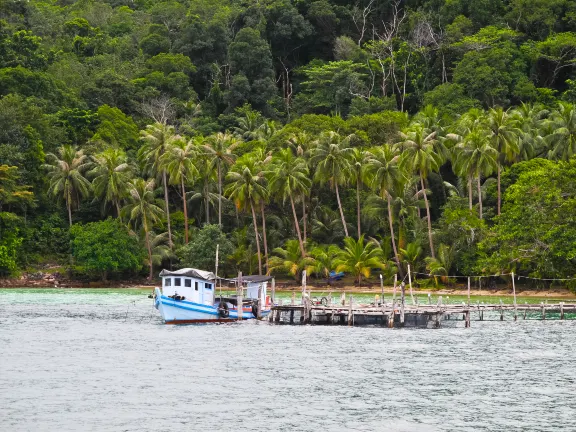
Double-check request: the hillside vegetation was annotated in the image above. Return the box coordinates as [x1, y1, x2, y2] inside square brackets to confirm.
[1, 0, 576, 286]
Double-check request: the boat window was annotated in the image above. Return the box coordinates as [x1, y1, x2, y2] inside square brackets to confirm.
[184, 279, 191, 287]
[165, 278, 171, 286]
[195, 281, 198, 291]
[205, 283, 212, 290]
[175, 278, 181, 287]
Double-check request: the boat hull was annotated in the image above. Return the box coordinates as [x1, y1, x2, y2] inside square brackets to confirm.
[154, 288, 270, 324]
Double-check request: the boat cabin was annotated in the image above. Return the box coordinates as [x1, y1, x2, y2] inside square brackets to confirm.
[159, 268, 216, 305]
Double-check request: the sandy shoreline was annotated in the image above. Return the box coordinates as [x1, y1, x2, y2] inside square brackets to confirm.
[2, 283, 575, 298]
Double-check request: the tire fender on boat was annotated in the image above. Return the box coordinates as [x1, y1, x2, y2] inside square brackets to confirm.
[218, 302, 230, 318]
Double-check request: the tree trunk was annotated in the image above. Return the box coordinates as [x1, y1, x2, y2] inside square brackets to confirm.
[289, 194, 306, 257]
[477, 175, 483, 220]
[116, 200, 122, 222]
[356, 176, 361, 238]
[468, 176, 473, 210]
[162, 170, 172, 248]
[250, 200, 262, 275]
[302, 198, 307, 243]
[260, 201, 269, 274]
[217, 160, 222, 227]
[145, 229, 153, 280]
[335, 182, 349, 237]
[67, 197, 72, 227]
[387, 193, 404, 278]
[497, 164, 501, 216]
[420, 173, 435, 259]
[205, 190, 209, 224]
[181, 178, 189, 244]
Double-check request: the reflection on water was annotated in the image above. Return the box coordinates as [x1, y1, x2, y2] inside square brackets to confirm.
[1, 289, 575, 431]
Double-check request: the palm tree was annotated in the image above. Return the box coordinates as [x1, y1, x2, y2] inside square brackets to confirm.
[202, 132, 240, 227]
[513, 103, 548, 161]
[268, 149, 311, 258]
[546, 101, 576, 161]
[138, 123, 178, 247]
[188, 155, 218, 225]
[225, 155, 267, 275]
[424, 243, 454, 286]
[89, 148, 132, 219]
[485, 107, 520, 215]
[452, 127, 498, 219]
[45, 145, 91, 226]
[311, 244, 341, 279]
[269, 239, 315, 282]
[350, 148, 369, 238]
[252, 148, 273, 274]
[311, 131, 355, 237]
[122, 178, 165, 279]
[334, 235, 383, 284]
[364, 145, 404, 276]
[160, 138, 199, 244]
[396, 124, 444, 258]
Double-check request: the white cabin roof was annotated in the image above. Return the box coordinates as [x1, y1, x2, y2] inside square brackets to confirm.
[159, 268, 215, 280]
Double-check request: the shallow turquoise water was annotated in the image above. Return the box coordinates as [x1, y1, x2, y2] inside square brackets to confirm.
[1, 288, 575, 431]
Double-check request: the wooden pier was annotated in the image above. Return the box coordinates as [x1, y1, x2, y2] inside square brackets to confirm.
[268, 298, 576, 328]
[266, 271, 576, 328]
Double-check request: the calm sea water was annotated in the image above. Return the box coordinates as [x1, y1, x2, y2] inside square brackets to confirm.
[1, 289, 575, 431]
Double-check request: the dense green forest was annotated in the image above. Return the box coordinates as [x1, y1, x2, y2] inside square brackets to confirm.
[1, 0, 576, 286]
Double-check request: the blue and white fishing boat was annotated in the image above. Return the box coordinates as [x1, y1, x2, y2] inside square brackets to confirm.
[153, 268, 273, 324]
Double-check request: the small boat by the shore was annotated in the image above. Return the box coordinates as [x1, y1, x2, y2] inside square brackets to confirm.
[153, 268, 272, 324]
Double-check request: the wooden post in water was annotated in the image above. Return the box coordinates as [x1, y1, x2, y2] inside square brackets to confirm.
[237, 271, 243, 321]
[380, 274, 384, 305]
[560, 302, 565, 320]
[276, 308, 282, 323]
[499, 299, 504, 321]
[348, 295, 353, 326]
[407, 264, 415, 305]
[392, 274, 398, 304]
[400, 282, 405, 326]
[301, 270, 307, 305]
[289, 309, 294, 324]
[465, 310, 470, 328]
[271, 277, 276, 305]
[428, 293, 432, 305]
[524, 302, 527, 320]
[467, 277, 471, 306]
[541, 302, 546, 320]
[341, 292, 346, 306]
[291, 290, 295, 305]
[257, 285, 262, 319]
[511, 272, 517, 321]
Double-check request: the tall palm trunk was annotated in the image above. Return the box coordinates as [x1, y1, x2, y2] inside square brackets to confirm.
[66, 194, 72, 227]
[181, 178, 189, 243]
[217, 160, 222, 227]
[497, 164, 501, 216]
[477, 175, 483, 220]
[205, 187, 209, 224]
[356, 176, 361, 238]
[250, 200, 262, 275]
[289, 194, 306, 257]
[386, 193, 404, 278]
[302, 199, 307, 243]
[420, 173, 435, 259]
[145, 230, 153, 280]
[260, 201, 269, 274]
[162, 170, 172, 248]
[468, 176, 473, 210]
[115, 201, 122, 222]
[335, 181, 349, 237]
